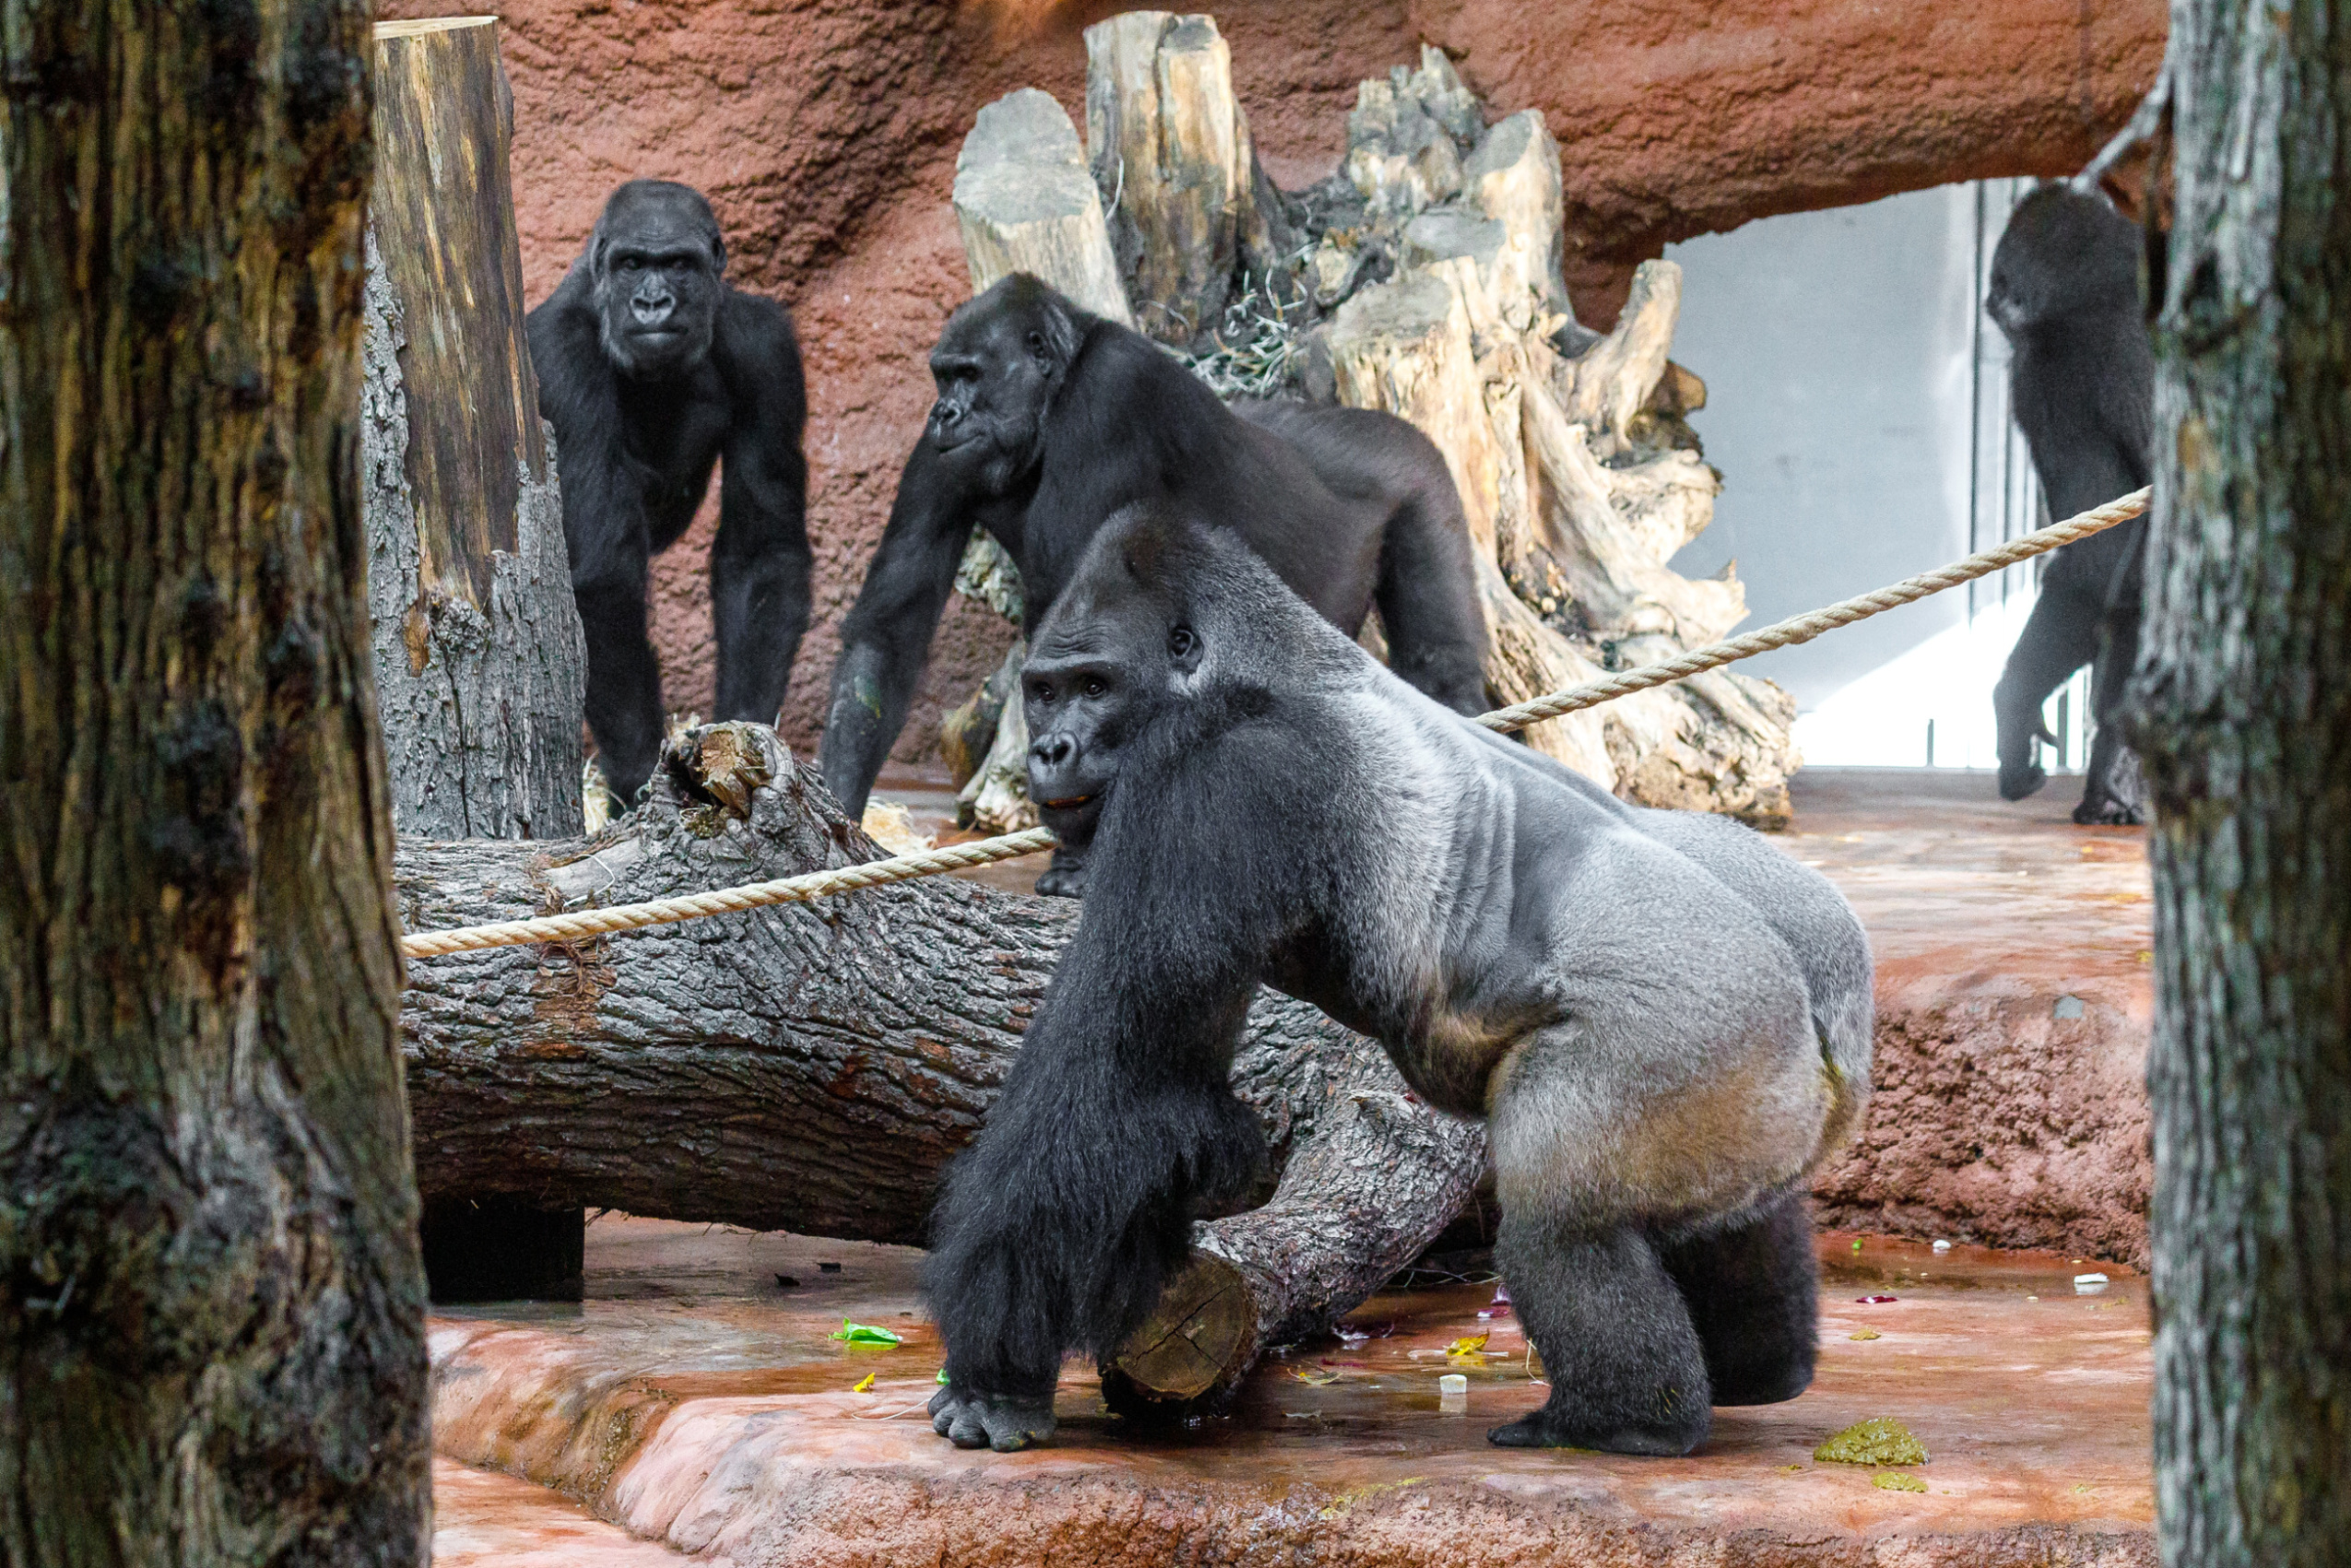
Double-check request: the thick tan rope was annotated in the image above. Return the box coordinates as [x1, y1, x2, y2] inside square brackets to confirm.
[398, 827, 1057, 958]
[401, 487, 2147, 960]
[1473, 487, 2149, 733]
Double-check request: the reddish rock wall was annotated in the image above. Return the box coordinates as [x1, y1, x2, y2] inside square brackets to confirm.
[378, 0, 2164, 767]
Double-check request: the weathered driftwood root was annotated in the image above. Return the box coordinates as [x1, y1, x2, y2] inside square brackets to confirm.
[396, 724, 1484, 1400]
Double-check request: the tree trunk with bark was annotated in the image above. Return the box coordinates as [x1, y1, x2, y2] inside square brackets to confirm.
[2134, 2, 2351, 1562]
[365, 16, 583, 843]
[365, 16, 590, 1302]
[0, 4, 431, 1562]
[398, 724, 1486, 1403]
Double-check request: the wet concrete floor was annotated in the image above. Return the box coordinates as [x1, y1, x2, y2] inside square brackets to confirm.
[431, 1217, 2151, 1564]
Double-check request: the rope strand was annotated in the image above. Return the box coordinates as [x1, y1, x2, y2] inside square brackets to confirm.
[400, 488, 2148, 960]
[1474, 487, 2148, 733]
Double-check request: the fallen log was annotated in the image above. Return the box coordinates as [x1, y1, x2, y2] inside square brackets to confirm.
[397, 723, 1485, 1403]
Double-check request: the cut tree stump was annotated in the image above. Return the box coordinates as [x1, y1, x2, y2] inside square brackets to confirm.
[365, 17, 583, 844]
[952, 88, 1134, 325]
[1083, 10, 1294, 344]
[396, 723, 1486, 1402]
[369, 16, 589, 1300]
[1329, 252, 1797, 824]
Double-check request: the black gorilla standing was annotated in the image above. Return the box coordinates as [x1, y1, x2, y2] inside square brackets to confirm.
[921, 505, 1873, 1456]
[817, 273, 1488, 894]
[1986, 185, 2154, 824]
[528, 180, 811, 805]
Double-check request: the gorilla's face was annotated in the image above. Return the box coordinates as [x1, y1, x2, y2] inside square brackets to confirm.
[926, 280, 1079, 497]
[592, 183, 726, 382]
[1022, 550, 1203, 851]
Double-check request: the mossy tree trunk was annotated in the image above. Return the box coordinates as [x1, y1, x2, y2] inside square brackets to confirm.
[2134, 0, 2351, 1560]
[0, 3, 431, 1563]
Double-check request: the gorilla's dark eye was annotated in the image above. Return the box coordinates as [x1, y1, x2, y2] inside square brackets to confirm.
[1168, 626, 1197, 659]
[1029, 682, 1054, 705]
[1083, 677, 1108, 699]
[618, 256, 642, 273]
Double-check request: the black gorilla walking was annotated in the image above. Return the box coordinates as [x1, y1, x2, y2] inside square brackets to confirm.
[1986, 185, 2155, 824]
[817, 273, 1489, 895]
[921, 505, 1873, 1456]
[528, 180, 811, 805]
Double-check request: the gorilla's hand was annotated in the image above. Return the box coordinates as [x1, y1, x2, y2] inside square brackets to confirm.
[928, 1383, 1057, 1451]
[1032, 845, 1090, 900]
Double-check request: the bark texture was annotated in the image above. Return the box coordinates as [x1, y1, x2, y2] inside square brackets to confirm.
[951, 88, 1134, 326]
[397, 724, 1485, 1395]
[0, 4, 431, 1562]
[363, 17, 583, 842]
[1083, 11, 1294, 347]
[2132, 2, 2351, 1562]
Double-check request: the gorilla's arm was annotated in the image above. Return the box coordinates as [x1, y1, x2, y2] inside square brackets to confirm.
[710, 293, 812, 728]
[922, 733, 1322, 1449]
[816, 441, 974, 819]
[919, 936, 1266, 1447]
[529, 292, 667, 802]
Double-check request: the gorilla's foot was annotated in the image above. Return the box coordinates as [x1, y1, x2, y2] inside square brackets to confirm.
[1998, 760, 2049, 802]
[928, 1385, 1057, 1452]
[1486, 1397, 1707, 1457]
[2072, 795, 2145, 826]
[1707, 1359, 1813, 1408]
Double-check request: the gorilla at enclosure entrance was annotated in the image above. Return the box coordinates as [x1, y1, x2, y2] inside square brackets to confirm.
[1986, 184, 2154, 824]
[920, 505, 1874, 1456]
[817, 273, 1490, 896]
[528, 180, 811, 805]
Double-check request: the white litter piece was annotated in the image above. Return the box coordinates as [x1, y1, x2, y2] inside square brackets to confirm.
[2074, 1272, 2110, 1295]
[1932, 1239, 1952, 1254]
[1438, 1373, 1468, 1411]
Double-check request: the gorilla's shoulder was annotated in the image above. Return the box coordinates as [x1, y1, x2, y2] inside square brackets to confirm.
[716, 287, 799, 345]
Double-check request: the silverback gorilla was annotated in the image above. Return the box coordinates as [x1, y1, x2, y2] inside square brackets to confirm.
[1986, 185, 2154, 823]
[528, 180, 811, 805]
[817, 273, 1489, 895]
[922, 505, 1875, 1456]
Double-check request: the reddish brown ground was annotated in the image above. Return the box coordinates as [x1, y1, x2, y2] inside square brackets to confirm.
[430, 1220, 2151, 1566]
[428, 768, 2156, 1565]
[373, 0, 2165, 769]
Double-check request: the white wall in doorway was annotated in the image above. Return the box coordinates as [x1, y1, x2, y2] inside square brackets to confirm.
[1660, 180, 2096, 771]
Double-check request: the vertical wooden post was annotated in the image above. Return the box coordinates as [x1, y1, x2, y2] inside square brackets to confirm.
[368, 15, 588, 1301]
[365, 16, 585, 845]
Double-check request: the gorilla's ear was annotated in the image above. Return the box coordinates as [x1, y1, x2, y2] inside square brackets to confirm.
[708, 231, 727, 276]
[1167, 621, 1204, 676]
[1023, 292, 1082, 380]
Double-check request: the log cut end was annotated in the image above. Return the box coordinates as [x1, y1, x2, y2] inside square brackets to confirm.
[1105, 1252, 1257, 1404]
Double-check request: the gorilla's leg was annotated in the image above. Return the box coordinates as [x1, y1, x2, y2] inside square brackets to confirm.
[1992, 581, 2101, 802]
[2073, 614, 2146, 825]
[1488, 1213, 1712, 1455]
[1657, 1187, 1818, 1407]
[1374, 485, 1492, 716]
[575, 576, 664, 804]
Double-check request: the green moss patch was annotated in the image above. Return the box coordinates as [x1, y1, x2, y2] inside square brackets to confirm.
[1814, 1417, 1929, 1467]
